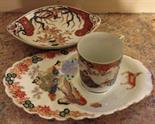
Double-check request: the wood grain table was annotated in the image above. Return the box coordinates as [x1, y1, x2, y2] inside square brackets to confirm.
[0, 13, 155, 124]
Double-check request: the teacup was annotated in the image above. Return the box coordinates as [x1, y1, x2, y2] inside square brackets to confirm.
[77, 32, 123, 93]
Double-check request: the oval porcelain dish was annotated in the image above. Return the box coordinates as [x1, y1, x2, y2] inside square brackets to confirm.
[3, 48, 153, 120]
[7, 5, 101, 49]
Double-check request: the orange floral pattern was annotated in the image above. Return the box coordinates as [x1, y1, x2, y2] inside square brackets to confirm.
[3, 48, 94, 119]
[7, 82, 29, 104]
[7, 5, 100, 48]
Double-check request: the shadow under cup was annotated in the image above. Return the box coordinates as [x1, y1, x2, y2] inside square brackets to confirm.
[77, 32, 123, 93]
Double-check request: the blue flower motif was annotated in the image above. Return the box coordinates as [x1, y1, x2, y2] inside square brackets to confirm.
[61, 58, 78, 76]
[49, 84, 57, 94]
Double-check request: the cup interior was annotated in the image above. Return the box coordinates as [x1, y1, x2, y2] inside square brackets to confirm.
[77, 32, 123, 64]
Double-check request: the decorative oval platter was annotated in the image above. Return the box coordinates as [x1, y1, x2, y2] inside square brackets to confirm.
[3, 48, 153, 120]
[7, 5, 101, 49]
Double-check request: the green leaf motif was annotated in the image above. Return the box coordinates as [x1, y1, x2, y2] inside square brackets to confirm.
[23, 100, 34, 109]
[59, 108, 70, 117]
[5, 73, 17, 85]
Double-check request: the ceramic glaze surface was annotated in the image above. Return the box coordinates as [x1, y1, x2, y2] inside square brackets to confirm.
[7, 5, 101, 49]
[77, 32, 123, 93]
[78, 55, 121, 93]
[3, 48, 153, 120]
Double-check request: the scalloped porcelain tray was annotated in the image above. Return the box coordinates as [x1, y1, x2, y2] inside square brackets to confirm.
[7, 5, 101, 49]
[3, 48, 153, 120]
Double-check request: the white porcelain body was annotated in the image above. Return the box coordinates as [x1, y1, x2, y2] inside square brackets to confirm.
[77, 32, 123, 93]
[7, 5, 101, 49]
[3, 49, 153, 120]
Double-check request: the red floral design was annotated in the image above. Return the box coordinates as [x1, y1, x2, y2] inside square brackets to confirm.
[22, 58, 32, 66]
[95, 64, 116, 73]
[8, 82, 28, 103]
[46, 52, 56, 58]
[10, 63, 29, 78]
[121, 71, 142, 89]
[29, 105, 93, 118]
[79, 55, 121, 73]
[4, 48, 94, 119]
[16, 63, 29, 73]
[44, 26, 60, 35]
[15, 90, 26, 99]
[37, 105, 52, 113]
[8, 82, 22, 91]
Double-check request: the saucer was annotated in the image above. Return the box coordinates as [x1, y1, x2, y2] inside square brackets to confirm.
[7, 5, 101, 49]
[3, 48, 153, 120]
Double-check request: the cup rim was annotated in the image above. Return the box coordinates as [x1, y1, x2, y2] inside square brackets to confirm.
[78, 52, 122, 65]
[77, 32, 123, 65]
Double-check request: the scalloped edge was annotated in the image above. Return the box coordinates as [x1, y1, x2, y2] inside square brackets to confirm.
[2, 55, 153, 121]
